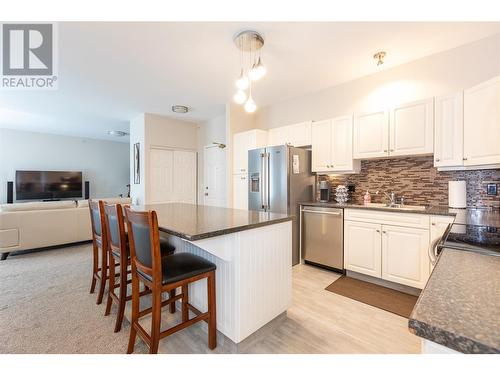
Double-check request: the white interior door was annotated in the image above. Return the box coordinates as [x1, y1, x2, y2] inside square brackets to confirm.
[173, 150, 197, 204]
[149, 148, 174, 203]
[204, 146, 227, 207]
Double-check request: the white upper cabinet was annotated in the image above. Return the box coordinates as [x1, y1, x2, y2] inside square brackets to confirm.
[311, 119, 332, 172]
[267, 126, 289, 147]
[311, 115, 360, 173]
[233, 129, 268, 174]
[389, 98, 434, 156]
[463, 75, 500, 166]
[353, 110, 389, 159]
[434, 92, 464, 167]
[288, 121, 312, 147]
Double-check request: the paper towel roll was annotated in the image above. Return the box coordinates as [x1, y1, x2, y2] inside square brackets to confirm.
[448, 181, 466, 208]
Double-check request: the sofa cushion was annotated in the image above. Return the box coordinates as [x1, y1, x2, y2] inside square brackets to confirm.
[0, 229, 19, 247]
[0, 200, 76, 212]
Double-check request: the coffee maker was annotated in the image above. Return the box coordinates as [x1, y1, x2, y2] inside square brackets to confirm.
[318, 181, 330, 202]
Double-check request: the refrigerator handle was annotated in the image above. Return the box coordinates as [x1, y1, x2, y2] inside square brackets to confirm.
[265, 152, 270, 210]
[260, 153, 265, 209]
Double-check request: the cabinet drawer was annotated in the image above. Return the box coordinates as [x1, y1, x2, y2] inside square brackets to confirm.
[344, 209, 429, 229]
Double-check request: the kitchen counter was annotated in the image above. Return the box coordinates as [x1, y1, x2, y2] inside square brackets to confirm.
[135, 203, 293, 241]
[299, 201, 456, 216]
[409, 248, 500, 354]
[131, 203, 293, 344]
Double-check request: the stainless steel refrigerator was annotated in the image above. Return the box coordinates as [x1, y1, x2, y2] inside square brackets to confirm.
[248, 145, 314, 266]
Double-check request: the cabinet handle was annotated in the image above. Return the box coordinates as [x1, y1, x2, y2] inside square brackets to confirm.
[431, 222, 436, 226]
[383, 150, 388, 153]
[382, 231, 387, 234]
[240, 169, 246, 172]
[390, 149, 394, 152]
[376, 229, 380, 233]
[241, 176, 246, 180]
[435, 158, 440, 162]
[463, 157, 468, 161]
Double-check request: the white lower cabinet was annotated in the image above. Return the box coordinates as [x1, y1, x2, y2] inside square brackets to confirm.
[344, 209, 434, 289]
[381, 225, 430, 289]
[344, 221, 382, 278]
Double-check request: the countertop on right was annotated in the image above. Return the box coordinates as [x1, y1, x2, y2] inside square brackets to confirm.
[408, 248, 500, 354]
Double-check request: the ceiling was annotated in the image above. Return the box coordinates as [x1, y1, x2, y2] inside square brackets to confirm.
[0, 22, 499, 141]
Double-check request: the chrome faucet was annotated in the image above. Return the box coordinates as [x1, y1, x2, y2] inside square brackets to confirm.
[376, 191, 397, 207]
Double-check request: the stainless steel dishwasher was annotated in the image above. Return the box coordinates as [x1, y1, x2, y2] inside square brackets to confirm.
[301, 205, 343, 272]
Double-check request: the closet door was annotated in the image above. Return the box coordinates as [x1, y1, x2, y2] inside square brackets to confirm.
[173, 150, 197, 204]
[149, 148, 174, 203]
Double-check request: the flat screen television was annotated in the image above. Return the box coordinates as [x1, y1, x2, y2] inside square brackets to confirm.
[15, 171, 83, 201]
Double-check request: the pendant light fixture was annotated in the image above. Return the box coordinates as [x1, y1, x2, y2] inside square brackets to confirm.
[233, 30, 266, 112]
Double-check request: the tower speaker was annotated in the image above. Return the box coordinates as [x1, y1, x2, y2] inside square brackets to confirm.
[7, 181, 14, 204]
[84, 181, 90, 200]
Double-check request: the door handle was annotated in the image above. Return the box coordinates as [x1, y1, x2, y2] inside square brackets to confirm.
[301, 209, 342, 216]
[428, 237, 441, 266]
[265, 152, 270, 210]
[260, 153, 265, 209]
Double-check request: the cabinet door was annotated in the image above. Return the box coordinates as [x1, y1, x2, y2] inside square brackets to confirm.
[389, 98, 434, 156]
[353, 110, 389, 159]
[233, 131, 251, 174]
[331, 115, 355, 171]
[434, 92, 464, 167]
[268, 127, 289, 146]
[464, 75, 500, 166]
[232, 174, 248, 210]
[288, 121, 312, 147]
[344, 221, 382, 278]
[381, 225, 430, 289]
[311, 120, 333, 172]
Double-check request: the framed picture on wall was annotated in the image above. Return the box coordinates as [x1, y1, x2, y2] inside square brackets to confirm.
[134, 142, 140, 184]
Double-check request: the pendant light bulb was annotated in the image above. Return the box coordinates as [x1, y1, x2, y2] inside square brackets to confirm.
[244, 95, 257, 113]
[249, 57, 266, 81]
[235, 70, 249, 90]
[233, 90, 247, 104]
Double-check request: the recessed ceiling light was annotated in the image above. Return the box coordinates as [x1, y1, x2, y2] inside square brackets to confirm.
[172, 105, 189, 114]
[108, 130, 129, 137]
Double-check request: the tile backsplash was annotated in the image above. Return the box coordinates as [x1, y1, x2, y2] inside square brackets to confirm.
[318, 156, 500, 208]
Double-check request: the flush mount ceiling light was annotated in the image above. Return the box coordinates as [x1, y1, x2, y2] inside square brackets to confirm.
[233, 30, 266, 113]
[172, 105, 189, 114]
[373, 51, 386, 66]
[108, 130, 129, 137]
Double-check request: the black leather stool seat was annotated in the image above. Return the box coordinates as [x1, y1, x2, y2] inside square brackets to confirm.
[112, 233, 175, 259]
[138, 253, 216, 285]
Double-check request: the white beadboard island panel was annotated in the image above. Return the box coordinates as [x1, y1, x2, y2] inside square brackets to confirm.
[168, 220, 292, 343]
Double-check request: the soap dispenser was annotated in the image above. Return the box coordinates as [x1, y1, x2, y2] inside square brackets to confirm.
[363, 191, 371, 205]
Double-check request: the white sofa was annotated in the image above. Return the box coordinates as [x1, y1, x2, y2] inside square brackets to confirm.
[0, 197, 132, 259]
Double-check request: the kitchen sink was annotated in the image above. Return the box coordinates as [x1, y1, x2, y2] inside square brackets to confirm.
[363, 203, 427, 211]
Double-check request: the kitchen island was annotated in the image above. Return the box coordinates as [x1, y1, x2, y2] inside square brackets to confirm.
[133, 203, 294, 344]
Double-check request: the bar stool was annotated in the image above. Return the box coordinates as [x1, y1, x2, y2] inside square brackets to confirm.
[125, 207, 217, 354]
[102, 203, 176, 332]
[89, 200, 109, 305]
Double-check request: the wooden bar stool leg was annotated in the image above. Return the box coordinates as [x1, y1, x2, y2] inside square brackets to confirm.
[96, 245, 108, 305]
[114, 258, 128, 332]
[104, 254, 115, 316]
[127, 274, 140, 354]
[169, 289, 176, 313]
[149, 289, 162, 354]
[181, 285, 189, 323]
[90, 244, 98, 294]
[207, 271, 217, 350]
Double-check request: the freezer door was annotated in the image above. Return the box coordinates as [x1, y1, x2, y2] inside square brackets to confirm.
[267, 145, 288, 214]
[248, 148, 265, 211]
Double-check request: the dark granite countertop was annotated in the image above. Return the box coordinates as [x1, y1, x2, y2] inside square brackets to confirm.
[409, 249, 500, 354]
[298, 201, 456, 217]
[132, 203, 293, 241]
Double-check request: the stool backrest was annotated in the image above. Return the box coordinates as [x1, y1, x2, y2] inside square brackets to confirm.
[103, 203, 127, 259]
[124, 207, 162, 284]
[89, 199, 107, 248]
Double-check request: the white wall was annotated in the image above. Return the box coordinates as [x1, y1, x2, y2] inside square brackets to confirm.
[129, 113, 199, 205]
[197, 113, 227, 205]
[255, 34, 500, 128]
[0, 128, 129, 203]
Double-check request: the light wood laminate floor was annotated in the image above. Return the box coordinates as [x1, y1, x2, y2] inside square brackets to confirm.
[0, 243, 420, 353]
